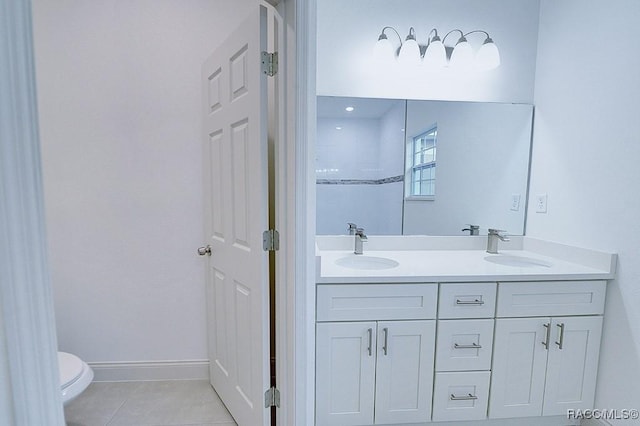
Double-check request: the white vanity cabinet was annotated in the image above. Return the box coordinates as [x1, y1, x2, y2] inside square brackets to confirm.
[316, 284, 437, 425]
[316, 280, 607, 425]
[315, 320, 436, 425]
[489, 281, 605, 419]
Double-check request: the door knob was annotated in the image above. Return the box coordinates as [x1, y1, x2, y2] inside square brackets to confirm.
[197, 245, 212, 256]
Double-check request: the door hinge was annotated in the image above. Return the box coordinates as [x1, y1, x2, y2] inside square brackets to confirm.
[263, 229, 280, 251]
[265, 386, 280, 408]
[261, 51, 278, 77]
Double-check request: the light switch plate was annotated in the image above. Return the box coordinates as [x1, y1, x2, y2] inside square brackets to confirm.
[510, 194, 521, 211]
[536, 194, 548, 213]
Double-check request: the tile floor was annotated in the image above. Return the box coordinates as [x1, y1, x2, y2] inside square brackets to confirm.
[64, 380, 237, 426]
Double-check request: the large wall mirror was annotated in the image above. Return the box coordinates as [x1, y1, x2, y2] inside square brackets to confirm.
[316, 96, 534, 236]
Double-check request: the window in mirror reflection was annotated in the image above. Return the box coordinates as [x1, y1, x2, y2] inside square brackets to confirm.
[406, 125, 437, 199]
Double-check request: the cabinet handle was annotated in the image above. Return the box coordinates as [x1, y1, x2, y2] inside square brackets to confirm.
[455, 298, 484, 305]
[454, 343, 482, 349]
[367, 328, 373, 356]
[542, 322, 551, 349]
[555, 323, 565, 350]
[450, 393, 478, 401]
[382, 328, 389, 356]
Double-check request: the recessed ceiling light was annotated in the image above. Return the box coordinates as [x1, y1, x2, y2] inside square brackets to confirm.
[335, 126, 342, 130]
[345, 106, 355, 112]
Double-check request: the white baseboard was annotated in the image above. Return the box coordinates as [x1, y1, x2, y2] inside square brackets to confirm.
[89, 359, 209, 382]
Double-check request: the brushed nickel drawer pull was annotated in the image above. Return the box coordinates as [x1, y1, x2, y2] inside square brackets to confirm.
[542, 322, 551, 349]
[454, 343, 482, 349]
[450, 393, 478, 401]
[555, 323, 565, 350]
[455, 298, 484, 306]
[382, 327, 389, 356]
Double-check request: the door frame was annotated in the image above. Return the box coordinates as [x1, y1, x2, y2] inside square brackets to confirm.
[285, 0, 317, 425]
[0, 0, 65, 424]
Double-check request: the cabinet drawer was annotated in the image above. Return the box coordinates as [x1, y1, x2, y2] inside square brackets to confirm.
[432, 371, 490, 421]
[317, 284, 437, 321]
[436, 319, 494, 372]
[497, 281, 606, 317]
[438, 283, 496, 319]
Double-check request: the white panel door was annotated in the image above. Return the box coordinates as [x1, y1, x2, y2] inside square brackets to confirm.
[543, 316, 603, 416]
[374, 320, 435, 424]
[489, 318, 549, 419]
[316, 322, 377, 426]
[202, 6, 270, 426]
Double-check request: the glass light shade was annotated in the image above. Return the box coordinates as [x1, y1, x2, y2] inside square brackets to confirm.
[398, 38, 421, 66]
[476, 39, 501, 70]
[373, 36, 395, 63]
[423, 38, 446, 68]
[449, 38, 473, 69]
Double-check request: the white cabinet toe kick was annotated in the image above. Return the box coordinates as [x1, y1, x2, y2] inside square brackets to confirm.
[315, 280, 606, 425]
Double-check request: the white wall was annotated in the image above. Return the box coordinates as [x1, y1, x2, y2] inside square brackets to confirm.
[403, 101, 532, 236]
[317, 0, 540, 103]
[528, 0, 640, 423]
[33, 0, 256, 366]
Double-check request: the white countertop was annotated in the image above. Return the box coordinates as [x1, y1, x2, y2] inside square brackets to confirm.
[315, 236, 617, 284]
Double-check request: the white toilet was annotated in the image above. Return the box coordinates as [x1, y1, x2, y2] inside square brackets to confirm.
[58, 351, 94, 405]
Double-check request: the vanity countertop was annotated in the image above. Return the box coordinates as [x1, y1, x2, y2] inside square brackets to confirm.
[315, 236, 617, 284]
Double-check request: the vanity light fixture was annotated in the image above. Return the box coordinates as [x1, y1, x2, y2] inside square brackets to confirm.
[474, 32, 501, 71]
[374, 26, 500, 70]
[446, 30, 474, 69]
[373, 26, 402, 62]
[398, 27, 421, 66]
[423, 29, 447, 68]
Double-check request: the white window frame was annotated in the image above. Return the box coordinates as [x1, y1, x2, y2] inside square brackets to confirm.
[405, 125, 437, 200]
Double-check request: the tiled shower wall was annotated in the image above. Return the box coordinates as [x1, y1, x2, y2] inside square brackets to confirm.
[316, 102, 405, 235]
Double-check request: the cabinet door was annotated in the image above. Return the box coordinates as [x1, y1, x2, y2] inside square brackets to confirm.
[374, 320, 435, 424]
[489, 318, 550, 419]
[316, 322, 377, 426]
[543, 316, 603, 416]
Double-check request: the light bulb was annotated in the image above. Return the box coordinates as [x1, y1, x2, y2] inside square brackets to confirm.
[423, 36, 446, 68]
[449, 36, 473, 69]
[398, 28, 421, 66]
[399, 38, 420, 65]
[476, 37, 500, 70]
[373, 34, 395, 63]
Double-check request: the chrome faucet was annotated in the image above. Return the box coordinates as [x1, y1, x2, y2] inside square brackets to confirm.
[354, 228, 367, 255]
[462, 224, 480, 236]
[347, 222, 358, 235]
[487, 229, 509, 254]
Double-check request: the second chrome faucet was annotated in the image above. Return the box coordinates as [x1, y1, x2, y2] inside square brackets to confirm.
[354, 228, 368, 255]
[487, 229, 509, 254]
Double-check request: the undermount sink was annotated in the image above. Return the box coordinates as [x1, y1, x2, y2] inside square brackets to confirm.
[335, 255, 400, 270]
[484, 255, 552, 268]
